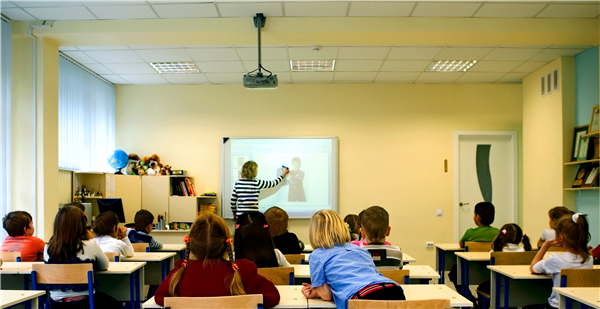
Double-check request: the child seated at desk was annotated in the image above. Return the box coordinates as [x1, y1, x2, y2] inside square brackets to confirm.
[264, 206, 302, 254]
[127, 209, 163, 249]
[93, 211, 134, 257]
[357, 206, 403, 270]
[1, 210, 45, 261]
[234, 212, 290, 267]
[538, 206, 572, 245]
[154, 213, 280, 308]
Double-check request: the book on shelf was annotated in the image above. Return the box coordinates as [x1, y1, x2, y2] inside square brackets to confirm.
[171, 177, 197, 196]
[171, 170, 187, 175]
[185, 178, 195, 196]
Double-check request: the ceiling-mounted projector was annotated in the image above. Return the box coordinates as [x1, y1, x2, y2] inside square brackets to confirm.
[244, 13, 277, 90]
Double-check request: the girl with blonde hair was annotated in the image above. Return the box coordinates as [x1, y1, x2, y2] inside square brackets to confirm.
[154, 214, 280, 308]
[301, 209, 405, 309]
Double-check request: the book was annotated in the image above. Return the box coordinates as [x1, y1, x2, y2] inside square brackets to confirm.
[180, 182, 188, 196]
[172, 170, 187, 175]
[185, 178, 195, 196]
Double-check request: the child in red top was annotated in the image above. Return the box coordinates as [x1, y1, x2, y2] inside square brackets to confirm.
[155, 213, 280, 308]
[1, 211, 45, 261]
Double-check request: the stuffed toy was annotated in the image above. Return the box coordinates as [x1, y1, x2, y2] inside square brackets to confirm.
[161, 165, 172, 176]
[137, 159, 148, 176]
[143, 154, 163, 176]
[122, 154, 140, 175]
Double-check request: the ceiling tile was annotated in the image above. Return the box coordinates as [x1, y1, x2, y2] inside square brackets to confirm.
[243, 60, 291, 72]
[483, 48, 544, 61]
[512, 61, 547, 73]
[469, 61, 523, 73]
[196, 61, 246, 73]
[87, 5, 157, 19]
[291, 72, 334, 83]
[152, 3, 219, 18]
[474, 3, 546, 18]
[81, 1, 146, 5]
[288, 46, 338, 60]
[77, 46, 131, 51]
[529, 49, 586, 61]
[130, 45, 182, 50]
[415, 72, 463, 83]
[536, 4, 600, 18]
[103, 63, 157, 75]
[59, 46, 79, 51]
[101, 75, 130, 85]
[185, 48, 240, 61]
[134, 49, 193, 62]
[15, 1, 78, 7]
[411, 2, 481, 17]
[338, 46, 390, 60]
[334, 72, 377, 81]
[381, 60, 429, 72]
[348, 2, 414, 17]
[0, 8, 37, 20]
[217, 2, 283, 17]
[23, 6, 97, 20]
[62, 51, 98, 64]
[236, 47, 288, 61]
[204, 73, 242, 84]
[284, 2, 348, 17]
[84, 50, 146, 63]
[120, 74, 169, 84]
[276, 73, 292, 84]
[456, 72, 506, 83]
[497, 72, 528, 83]
[161, 74, 210, 85]
[83, 63, 114, 75]
[435, 47, 494, 60]
[1, 2, 17, 8]
[374, 72, 420, 83]
[335, 60, 382, 72]
[388, 47, 442, 60]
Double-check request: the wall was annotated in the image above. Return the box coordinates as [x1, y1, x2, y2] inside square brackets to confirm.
[574, 46, 600, 246]
[116, 83, 522, 267]
[523, 57, 576, 239]
[58, 170, 72, 203]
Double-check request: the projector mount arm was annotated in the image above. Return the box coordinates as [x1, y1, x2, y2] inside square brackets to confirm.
[247, 13, 272, 78]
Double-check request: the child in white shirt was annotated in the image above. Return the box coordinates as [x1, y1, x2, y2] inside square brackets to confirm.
[538, 206, 572, 244]
[93, 211, 134, 258]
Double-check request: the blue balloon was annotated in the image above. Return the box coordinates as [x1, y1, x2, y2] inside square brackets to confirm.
[108, 150, 128, 170]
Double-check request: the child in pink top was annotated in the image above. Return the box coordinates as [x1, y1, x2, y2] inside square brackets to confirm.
[2, 211, 45, 261]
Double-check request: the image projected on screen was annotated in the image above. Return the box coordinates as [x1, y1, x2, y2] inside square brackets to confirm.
[222, 138, 338, 219]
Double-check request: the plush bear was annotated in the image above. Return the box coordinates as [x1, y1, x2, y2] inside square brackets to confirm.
[143, 154, 163, 176]
[122, 154, 140, 175]
[161, 165, 172, 176]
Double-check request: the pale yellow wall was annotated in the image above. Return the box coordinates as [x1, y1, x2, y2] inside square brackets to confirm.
[522, 57, 576, 238]
[116, 83, 522, 268]
[58, 170, 72, 203]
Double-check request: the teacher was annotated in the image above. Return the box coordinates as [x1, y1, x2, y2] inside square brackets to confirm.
[231, 161, 289, 218]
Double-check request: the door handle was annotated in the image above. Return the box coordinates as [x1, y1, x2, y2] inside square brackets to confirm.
[459, 202, 469, 207]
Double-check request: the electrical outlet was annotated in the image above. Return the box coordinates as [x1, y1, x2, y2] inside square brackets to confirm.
[426, 241, 434, 248]
[435, 209, 444, 217]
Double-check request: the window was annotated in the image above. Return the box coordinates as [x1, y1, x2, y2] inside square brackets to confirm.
[1, 18, 12, 234]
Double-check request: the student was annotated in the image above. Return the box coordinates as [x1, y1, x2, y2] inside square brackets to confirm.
[44, 206, 119, 308]
[301, 209, 405, 309]
[539, 206, 573, 244]
[93, 211, 134, 257]
[230, 161, 289, 217]
[1, 211, 45, 261]
[350, 210, 391, 246]
[234, 212, 290, 267]
[264, 206, 302, 254]
[357, 206, 403, 269]
[154, 214, 280, 308]
[344, 214, 361, 241]
[127, 209, 163, 249]
[525, 213, 593, 309]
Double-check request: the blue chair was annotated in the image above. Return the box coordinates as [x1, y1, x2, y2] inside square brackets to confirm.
[32, 263, 95, 309]
[105, 252, 120, 262]
[560, 269, 600, 309]
[257, 267, 295, 285]
[1, 251, 22, 262]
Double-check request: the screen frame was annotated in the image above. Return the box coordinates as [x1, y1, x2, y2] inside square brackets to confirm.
[221, 137, 339, 219]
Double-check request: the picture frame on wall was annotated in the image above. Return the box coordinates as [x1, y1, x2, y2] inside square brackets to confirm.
[571, 125, 589, 162]
[589, 105, 599, 134]
[572, 166, 589, 188]
[577, 136, 592, 161]
[581, 165, 599, 188]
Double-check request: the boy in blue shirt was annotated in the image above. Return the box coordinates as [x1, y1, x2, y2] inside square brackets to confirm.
[127, 209, 163, 249]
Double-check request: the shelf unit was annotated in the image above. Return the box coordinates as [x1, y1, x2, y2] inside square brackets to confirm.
[563, 131, 599, 190]
[564, 187, 599, 191]
[564, 159, 600, 166]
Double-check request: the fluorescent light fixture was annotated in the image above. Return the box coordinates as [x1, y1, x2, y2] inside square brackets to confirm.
[149, 62, 199, 74]
[290, 60, 335, 72]
[426, 60, 477, 72]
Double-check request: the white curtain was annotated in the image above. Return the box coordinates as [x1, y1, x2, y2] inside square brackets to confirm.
[1, 18, 11, 236]
[59, 55, 116, 172]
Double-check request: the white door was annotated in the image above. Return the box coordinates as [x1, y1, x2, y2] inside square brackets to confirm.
[454, 131, 518, 241]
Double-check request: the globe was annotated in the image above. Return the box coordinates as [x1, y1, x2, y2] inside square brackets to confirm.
[108, 149, 128, 170]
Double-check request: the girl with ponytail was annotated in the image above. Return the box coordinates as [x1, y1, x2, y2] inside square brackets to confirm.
[154, 214, 280, 308]
[525, 213, 592, 309]
[491, 223, 532, 252]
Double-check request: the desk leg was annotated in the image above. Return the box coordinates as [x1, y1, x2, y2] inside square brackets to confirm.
[460, 257, 469, 298]
[565, 297, 572, 309]
[437, 248, 445, 284]
[180, 250, 185, 260]
[494, 272, 501, 309]
[135, 269, 141, 309]
[420, 279, 429, 284]
[503, 275, 509, 309]
[129, 271, 135, 309]
[162, 260, 167, 281]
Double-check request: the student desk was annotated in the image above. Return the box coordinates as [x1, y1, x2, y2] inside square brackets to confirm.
[150, 230, 188, 244]
[302, 245, 313, 253]
[151, 244, 186, 260]
[1, 290, 45, 309]
[435, 243, 463, 284]
[553, 288, 600, 309]
[0, 262, 34, 290]
[122, 252, 176, 285]
[142, 285, 307, 309]
[302, 253, 416, 265]
[307, 285, 473, 308]
[291, 264, 438, 284]
[454, 252, 492, 297]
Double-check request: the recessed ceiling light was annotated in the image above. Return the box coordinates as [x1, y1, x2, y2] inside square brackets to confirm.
[426, 60, 477, 72]
[149, 62, 199, 74]
[290, 60, 335, 72]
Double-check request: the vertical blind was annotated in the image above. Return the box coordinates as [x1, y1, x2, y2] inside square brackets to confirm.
[0, 18, 11, 234]
[59, 54, 116, 172]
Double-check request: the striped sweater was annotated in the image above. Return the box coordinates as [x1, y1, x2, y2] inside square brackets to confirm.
[231, 175, 285, 215]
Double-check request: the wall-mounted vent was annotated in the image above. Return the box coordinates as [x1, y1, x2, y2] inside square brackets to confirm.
[541, 68, 559, 97]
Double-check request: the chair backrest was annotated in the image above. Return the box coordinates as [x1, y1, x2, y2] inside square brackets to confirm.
[348, 299, 450, 309]
[464, 242, 492, 252]
[132, 243, 149, 252]
[105, 252, 120, 262]
[283, 254, 305, 264]
[256, 266, 294, 285]
[32, 264, 94, 284]
[560, 269, 600, 287]
[1, 251, 22, 262]
[490, 251, 537, 265]
[379, 269, 410, 285]
[367, 249, 402, 268]
[164, 294, 263, 309]
[537, 241, 563, 251]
